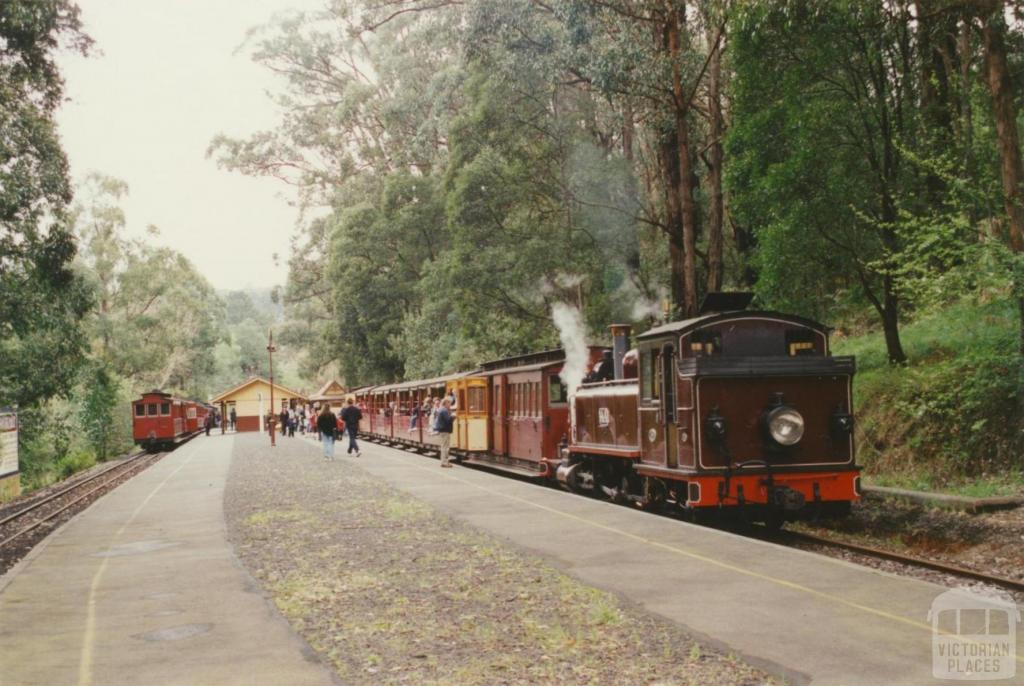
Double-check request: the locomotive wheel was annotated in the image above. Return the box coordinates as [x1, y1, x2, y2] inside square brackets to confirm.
[640, 477, 667, 512]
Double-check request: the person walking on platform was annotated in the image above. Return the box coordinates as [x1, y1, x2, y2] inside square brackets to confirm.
[317, 405, 338, 460]
[340, 397, 363, 457]
[204, 412, 213, 436]
[229, 407, 237, 432]
[279, 408, 288, 436]
[436, 397, 455, 468]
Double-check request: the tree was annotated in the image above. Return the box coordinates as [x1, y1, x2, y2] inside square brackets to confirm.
[728, 1, 941, 364]
[0, 0, 93, 409]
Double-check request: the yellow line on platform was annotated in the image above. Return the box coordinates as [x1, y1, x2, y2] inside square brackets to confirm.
[77, 451, 197, 686]
[394, 452, 1024, 666]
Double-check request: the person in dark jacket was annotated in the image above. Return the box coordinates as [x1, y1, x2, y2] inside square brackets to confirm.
[316, 405, 338, 461]
[340, 397, 363, 457]
[436, 397, 455, 468]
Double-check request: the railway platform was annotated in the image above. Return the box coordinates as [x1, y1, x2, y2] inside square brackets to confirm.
[347, 438, 1024, 685]
[0, 434, 337, 686]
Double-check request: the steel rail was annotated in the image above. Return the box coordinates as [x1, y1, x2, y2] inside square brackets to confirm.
[0, 452, 161, 550]
[0, 451, 149, 529]
[777, 529, 1024, 594]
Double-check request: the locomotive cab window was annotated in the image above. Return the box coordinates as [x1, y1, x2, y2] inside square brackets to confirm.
[135, 404, 145, 417]
[786, 329, 817, 356]
[147, 403, 158, 416]
[641, 349, 660, 401]
[160, 402, 170, 415]
[688, 330, 721, 356]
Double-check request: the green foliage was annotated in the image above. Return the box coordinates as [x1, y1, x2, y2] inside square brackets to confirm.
[0, 0, 93, 409]
[76, 361, 123, 461]
[55, 448, 96, 480]
[840, 297, 1023, 485]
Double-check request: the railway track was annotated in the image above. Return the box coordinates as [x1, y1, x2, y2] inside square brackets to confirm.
[766, 528, 1024, 595]
[0, 451, 164, 574]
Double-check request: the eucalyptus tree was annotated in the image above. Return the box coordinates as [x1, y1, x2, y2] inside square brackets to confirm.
[727, 1, 963, 364]
[212, 1, 466, 382]
[0, 0, 93, 409]
[72, 176, 224, 397]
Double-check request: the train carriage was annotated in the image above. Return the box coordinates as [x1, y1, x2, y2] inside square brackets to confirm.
[132, 390, 206, 451]
[468, 348, 607, 477]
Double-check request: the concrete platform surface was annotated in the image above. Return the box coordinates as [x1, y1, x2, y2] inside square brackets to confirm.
[0, 435, 337, 686]
[345, 438, 1024, 685]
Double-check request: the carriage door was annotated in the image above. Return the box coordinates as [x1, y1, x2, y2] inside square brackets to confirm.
[492, 376, 507, 456]
[662, 344, 678, 468]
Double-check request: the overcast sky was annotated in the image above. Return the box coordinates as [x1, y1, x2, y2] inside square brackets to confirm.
[57, 0, 323, 292]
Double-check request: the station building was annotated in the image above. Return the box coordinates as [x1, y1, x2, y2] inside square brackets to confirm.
[309, 379, 348, 410]
[210, 377, 308, 432]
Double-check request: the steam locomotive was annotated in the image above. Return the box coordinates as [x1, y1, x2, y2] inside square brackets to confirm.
[354, 293, 859, 526]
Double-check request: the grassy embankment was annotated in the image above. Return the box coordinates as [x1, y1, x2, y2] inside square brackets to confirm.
[835, 297, 1024, 496]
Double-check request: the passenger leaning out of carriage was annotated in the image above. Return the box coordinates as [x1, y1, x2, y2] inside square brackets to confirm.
[408, 402, 420, 432]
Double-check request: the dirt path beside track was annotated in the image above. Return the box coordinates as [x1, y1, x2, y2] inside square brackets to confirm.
[224, 434, 774, 685]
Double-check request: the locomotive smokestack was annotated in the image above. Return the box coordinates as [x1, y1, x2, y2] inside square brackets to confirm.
[609, 324, 632, 380]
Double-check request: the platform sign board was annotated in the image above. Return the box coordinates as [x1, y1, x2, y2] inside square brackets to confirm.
[0, 409, 17, 478]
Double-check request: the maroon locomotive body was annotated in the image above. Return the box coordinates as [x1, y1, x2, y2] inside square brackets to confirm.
[563, 303, 858, 525]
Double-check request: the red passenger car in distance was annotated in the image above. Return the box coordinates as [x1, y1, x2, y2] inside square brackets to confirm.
[132, 390, 206, 451]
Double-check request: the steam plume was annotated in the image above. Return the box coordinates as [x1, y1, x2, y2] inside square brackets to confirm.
[551, 301, 589, 396]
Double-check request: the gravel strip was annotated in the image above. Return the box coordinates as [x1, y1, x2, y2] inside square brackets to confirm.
[224, 434, 775, 686]
[788, 495, 1024, 597]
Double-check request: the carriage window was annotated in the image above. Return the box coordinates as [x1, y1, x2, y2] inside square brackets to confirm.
[135, 404, 145, 417]
[494, 385, 501, 413]
[468, 387, 485, 413]
[549, 376, 567, 405]
[534, 382, 541, 416]
[147, 403, 158, 416]
[161, 402, 171, 415]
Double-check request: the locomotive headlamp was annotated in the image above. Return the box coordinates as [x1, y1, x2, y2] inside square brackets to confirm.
[766, 406, 804, 446]
[705, 408, 727, 440]
[831, 407, 854, 434]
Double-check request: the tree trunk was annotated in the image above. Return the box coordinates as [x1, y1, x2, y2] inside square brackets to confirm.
[667, 5, 699, 317]
[982, 7, 1024, 364]
[705, 18, 725, 293]
[982, 13, 1024, 254]
[881, 275, 907, 365]
[659, 134, 686, 315]
[622, 101, 634, 162]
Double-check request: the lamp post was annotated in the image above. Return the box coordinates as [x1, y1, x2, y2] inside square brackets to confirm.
[268, 329, 277, 448]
